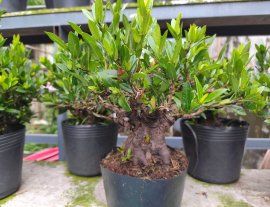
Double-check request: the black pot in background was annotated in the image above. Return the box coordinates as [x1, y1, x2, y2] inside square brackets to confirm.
[0, 0, 27, 12]
[181, 118, 249, 184]
[101, 166, 186, 207]
[0, 125, 25, 199]
[122, 0, 136, 2]
[45, 0, 91, 9]
[62, 120, 118, 176]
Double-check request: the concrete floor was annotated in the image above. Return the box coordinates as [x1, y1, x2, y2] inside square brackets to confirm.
[0, 161, 269, 207]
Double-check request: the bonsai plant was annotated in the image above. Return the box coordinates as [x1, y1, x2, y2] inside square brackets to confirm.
[0, 35, 44, 199]
[45, 0, 91, 9]
[0, 0, 27, 12]
[43, 13, 118, 176]
[180, 42, 270, 184]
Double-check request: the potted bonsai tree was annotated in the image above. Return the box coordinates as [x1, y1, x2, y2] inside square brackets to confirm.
[181, 42, 270, 184]
[45, 0, 91, 9]
[60, 0, 266, 206]
[0, 0, 27, 12]
[43, 19, 118, 176]
[0, 35, 44, 199]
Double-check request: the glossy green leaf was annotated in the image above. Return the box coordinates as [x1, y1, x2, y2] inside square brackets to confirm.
[181, 82, 192, 112]
[118, 96, 131, 112]
[45, 32, 67, 49]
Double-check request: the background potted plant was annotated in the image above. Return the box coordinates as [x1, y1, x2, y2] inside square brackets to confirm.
[43, 23, 118, 176]
[0, 0, 27, 12]
[45, 0, 91, 9]
[181, 43, 269, 184]
[0, 35, 44, 199]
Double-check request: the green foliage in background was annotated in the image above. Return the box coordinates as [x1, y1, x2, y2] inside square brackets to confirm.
[0, 35, 45, 135]
[27, 0, 45, 6]
[255, 44, 270, 123]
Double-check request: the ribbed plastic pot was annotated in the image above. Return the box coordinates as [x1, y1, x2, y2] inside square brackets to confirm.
[181, 118, 249, 184]
[0, 125, 25, 199]
[62, 120, 118, 176]
[122, 0, 136, 2]
[45, 0, 90, 8]
[101, 166, 187, 207]
[0, 0, 27, 12]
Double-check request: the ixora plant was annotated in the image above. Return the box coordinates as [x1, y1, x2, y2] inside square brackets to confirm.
[255, 43, 270, 77]
[180, 42, 269, 184]
[0, 34, 44, 199]
[42, 4, 118, 176]
[47, 0, 269, 205]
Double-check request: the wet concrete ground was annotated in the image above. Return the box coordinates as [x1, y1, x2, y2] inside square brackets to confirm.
[0, 161, 269, 207]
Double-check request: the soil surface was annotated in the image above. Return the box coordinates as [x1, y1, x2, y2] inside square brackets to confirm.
[101, 148, 188, 179]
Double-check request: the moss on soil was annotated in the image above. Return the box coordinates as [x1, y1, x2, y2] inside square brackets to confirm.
[218, 194, 253, 207]
[64, 171, 106, 207]
[0, 194, 16, 206]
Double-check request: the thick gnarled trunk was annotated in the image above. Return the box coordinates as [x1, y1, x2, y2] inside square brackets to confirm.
[124, 114, 173, 166]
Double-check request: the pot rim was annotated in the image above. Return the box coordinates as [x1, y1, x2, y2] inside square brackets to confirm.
[62, 119, 117, 128]
[0, 124, 25, 139]
[100, 160, 188, 182]
[182, 118, 249, 130]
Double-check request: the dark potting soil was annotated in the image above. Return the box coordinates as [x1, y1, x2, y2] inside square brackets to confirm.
[101, 148, 188, 180]
[191, 117, 247, 128]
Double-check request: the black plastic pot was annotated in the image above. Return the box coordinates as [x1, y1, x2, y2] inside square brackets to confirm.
[0, 125, 25, 199]
[101, 166, 186, 207]
[181, 118, 249, 184]
[0, 0, 27, 12]
[62, 120, 118, 176]
[122, 0, 136, 2]
[45, 0, 91, 9]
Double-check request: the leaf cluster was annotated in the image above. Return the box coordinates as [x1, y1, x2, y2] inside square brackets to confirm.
[0, 35, 44, 134]
[46, 0, 269, 125]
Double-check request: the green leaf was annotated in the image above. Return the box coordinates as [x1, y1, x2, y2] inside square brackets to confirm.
[217, 44, 227, 61]
[68, 22, 83, 35]
[6, 108, 20, 114]
[82, 9, 94, 21]
[103, 35, 114, 57]
[81, 32, 103, 60]
[118, 96, 131, 112]
[68, 32, 80, 58]
[95, 0, 104, 23]
[150, 96, 156, 109]
[181, 82, 192, 112]
[228, 105, 247, 116]
[205, 89, 227, 103]
[88, 20, 101, 41]
[45, 32, 67, 49]
[194, 76, 203, 101]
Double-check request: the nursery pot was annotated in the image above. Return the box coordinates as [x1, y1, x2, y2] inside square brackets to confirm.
[181, 118, 249, 184]
[101, 166, 187, 207]
[45, 0, 91, 9]
[62, 120, 118, 176]
[0, 125, 25, 199]
[0, 0, 27, 12]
